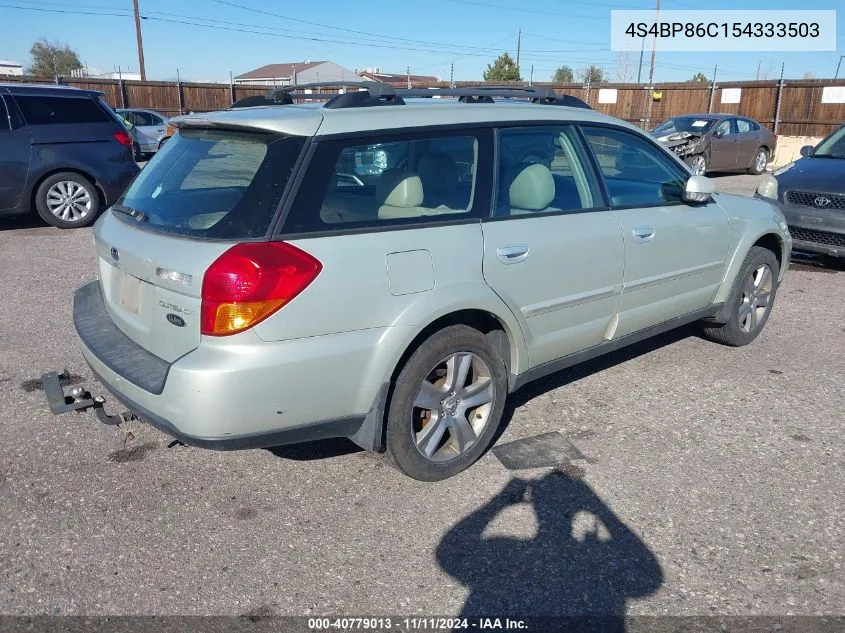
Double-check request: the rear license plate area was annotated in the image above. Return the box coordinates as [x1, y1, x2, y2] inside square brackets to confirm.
[119, 271, 142, 316]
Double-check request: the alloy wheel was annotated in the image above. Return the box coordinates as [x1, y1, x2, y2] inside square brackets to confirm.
[411, 352, 495, 462]
[45, 180, 93, 223]
[738, 264, 773, 333]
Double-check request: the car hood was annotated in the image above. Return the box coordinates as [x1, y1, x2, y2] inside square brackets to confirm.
[775, 156, 845, 194]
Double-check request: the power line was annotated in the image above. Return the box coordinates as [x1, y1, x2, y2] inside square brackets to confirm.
[445, 0, 607, 20]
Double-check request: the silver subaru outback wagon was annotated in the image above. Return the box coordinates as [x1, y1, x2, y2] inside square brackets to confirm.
[73, 83, 792, 481]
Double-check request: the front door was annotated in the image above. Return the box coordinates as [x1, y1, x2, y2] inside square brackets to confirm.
[709, 118, 739, 171]
[581, 125, 731, 338]
[481, 125, 624, 368]
[0, 95, 30, 211]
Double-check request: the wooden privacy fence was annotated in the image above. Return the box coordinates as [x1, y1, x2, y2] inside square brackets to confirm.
[6, 75, 845, 136]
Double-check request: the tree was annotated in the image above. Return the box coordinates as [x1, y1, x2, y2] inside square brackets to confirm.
[614, 51, 636, 83]
[483, 52, 521, 82]
[27, 38, 82, 77]
[579, 65, 604, 84]
[688, 72, 709, 83]
[802, 71, 816, 79]
[553, 65, 574, 83]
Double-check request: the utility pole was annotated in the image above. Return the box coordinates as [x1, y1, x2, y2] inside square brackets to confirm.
[836, 55, 844, 79]
[406, 65, 411, 89]
[516, 29, 521, 73]
[132, 0, 147, 81]
[646, 0, 659, 89]
[637, 35, 645, 83]
[644, 0, 659, 128]
[773, 62, 785, 135]
[530, 64, 534, 86]
[450, 62, 455, 88]
[708, 65, 717, 113]
[756, 60, 761, 80]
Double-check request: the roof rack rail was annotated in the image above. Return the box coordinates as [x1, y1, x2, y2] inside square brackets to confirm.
[230, 80, 591, 110]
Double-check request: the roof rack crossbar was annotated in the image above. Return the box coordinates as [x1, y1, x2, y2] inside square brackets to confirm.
[268, 80, 395, 101]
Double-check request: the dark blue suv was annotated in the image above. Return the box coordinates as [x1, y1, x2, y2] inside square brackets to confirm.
[0, 83, 140, 228]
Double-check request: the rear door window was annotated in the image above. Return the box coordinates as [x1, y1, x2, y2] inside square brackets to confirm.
[736, 119, 752, 134]
[117, 128, 305, 239]
[13, 95, 111, 125]
[281, 130, 491, 234]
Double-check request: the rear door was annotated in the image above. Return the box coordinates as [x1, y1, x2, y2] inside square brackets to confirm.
[0, 94, 31, 211]
[708, 119, 739, 171]
[735, 118, 760, 168]
[481, 125, 623, 367]
[581, 125, 730, 337]
[94, 128, 307, 362]
[132, 110, 167, 152]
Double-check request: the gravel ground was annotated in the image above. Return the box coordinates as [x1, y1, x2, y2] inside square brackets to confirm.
[0, 174, 843, 619]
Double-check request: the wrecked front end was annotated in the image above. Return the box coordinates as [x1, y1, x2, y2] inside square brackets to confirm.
[657, 132, 708, 159]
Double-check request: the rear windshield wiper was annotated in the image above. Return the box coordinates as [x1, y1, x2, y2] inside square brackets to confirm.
[112, 203, 148, 222]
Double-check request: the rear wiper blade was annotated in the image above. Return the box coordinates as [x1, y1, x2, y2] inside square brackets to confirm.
[112, 203, 148, 222]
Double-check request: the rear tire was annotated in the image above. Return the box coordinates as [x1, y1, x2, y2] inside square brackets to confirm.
[384, 325, 508, 481]
[748, 148, 768, 175]
[702, 246, 779, 347]
[34, 172, 100, 229]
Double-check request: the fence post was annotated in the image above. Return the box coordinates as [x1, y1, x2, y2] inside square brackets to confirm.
[229, 71, 235, 105]
[773, 63, 785, 134]
[708, 65, 717, 113]
[119, 78, 126, 108]
[176, 68, 184, 114]
[584, 74, 591, 106]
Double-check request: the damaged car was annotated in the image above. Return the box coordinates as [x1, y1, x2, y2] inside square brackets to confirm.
[651, 114, 776, 176]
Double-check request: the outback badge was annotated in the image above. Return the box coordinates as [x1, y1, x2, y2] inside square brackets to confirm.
[166, 313, 186, 327]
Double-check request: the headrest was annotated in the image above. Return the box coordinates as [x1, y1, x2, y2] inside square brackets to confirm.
[376, 169, 424, 207]
[417, 153, 459, 195]
[507, 163, 555, 211]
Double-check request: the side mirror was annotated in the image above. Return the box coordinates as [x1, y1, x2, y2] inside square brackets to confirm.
[683, 175, 715, 203]
[799, 145, 814, 157]
[713, 129, 724, 139]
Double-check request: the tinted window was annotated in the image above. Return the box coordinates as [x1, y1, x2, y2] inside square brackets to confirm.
[496, 126, 603, 216]
[747, 119, 760, 131]
[283, 132, 485, 233]
[736, 119, 751, 133]
[118, 129, 305, 239]
[14, 95, 111, 125]
[715, 119, 732, 137]
[132, 111, 156, 126]
[582, 126, 687, 207]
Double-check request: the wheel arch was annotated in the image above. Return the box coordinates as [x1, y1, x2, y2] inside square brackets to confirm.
[714, 229, 787, 307]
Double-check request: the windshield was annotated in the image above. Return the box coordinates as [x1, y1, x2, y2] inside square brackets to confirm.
[652, 117, 715, 136]
[118, 129, 305, 238]
[813, 126, 845, 158]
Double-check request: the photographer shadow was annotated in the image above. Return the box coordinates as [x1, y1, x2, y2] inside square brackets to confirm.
[437, 474, 663, 630]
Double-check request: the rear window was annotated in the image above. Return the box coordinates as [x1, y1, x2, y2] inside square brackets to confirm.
[117, 128, 305, 239]
[14, 95, 111, 125]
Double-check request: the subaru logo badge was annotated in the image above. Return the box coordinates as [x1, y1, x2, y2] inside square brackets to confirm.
[814, 196, 831, 208]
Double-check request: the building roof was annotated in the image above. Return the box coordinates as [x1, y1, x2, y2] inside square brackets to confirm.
[0, 60, 22, 67]
[235, 61, 326, 80]
[359, 71, 440, 85]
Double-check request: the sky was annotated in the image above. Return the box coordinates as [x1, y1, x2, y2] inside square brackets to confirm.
[0, 0, 842, 83]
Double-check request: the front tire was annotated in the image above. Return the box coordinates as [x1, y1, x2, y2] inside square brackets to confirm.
[702, 246, 779, 346]
[748, 148, 769, 175]
[34, 172, 100, 229]
[385, 325, 508, 481]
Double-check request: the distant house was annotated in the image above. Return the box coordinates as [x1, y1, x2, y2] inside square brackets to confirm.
[234, 61, 360, 86]
[357, 67, 441, 87]
[0, 60, 23, 77]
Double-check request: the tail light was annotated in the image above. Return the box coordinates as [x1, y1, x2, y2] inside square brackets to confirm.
[113, 130, 133, 147]
[201, 242, 322, 336]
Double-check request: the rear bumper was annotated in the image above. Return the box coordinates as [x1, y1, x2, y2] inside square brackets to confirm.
[73, 280, 389, 450]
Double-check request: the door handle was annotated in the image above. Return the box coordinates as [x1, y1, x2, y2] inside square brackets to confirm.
[496, 245, 530, 264]
[633, 227, 655, 243]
